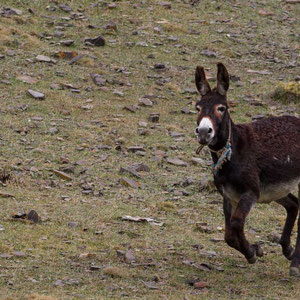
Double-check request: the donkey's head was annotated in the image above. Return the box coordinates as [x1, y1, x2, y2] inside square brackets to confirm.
[195, 63, 230, 147]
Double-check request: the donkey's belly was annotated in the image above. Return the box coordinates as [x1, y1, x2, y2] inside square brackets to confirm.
[259, 178, 300, 203]
[221, 178, 300, 208]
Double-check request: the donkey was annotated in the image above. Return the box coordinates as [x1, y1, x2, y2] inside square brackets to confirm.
[194, 63, 300, 276]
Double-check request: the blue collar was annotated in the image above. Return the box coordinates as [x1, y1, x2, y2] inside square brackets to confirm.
[212, 143, 232, 175]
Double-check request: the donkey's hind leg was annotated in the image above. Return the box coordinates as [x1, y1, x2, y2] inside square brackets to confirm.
[276, 194, 299, 260]
[290, 185, 300, 276]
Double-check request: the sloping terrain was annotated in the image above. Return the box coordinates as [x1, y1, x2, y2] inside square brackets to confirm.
[0, 0, 300, 299]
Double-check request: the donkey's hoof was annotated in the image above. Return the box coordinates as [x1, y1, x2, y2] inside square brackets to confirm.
[247, 253, 257, 264]
[289, 267, 300, 277]
[285, 246, 294, 261]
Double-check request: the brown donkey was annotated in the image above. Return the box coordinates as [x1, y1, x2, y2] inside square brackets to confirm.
[194, 63, 300, 276]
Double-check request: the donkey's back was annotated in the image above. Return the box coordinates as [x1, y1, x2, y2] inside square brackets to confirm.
[243, 115, 300, 187]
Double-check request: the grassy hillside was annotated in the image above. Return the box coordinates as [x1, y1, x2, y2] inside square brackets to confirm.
[0, 0, 300, 299]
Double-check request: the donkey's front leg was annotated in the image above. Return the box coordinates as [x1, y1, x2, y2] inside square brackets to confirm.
[229, 191, 263, 264]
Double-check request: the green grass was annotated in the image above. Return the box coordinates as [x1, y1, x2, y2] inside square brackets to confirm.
[0, 0, 300, 299]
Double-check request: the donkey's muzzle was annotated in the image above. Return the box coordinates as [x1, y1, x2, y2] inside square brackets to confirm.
[195, 127, 213, 145]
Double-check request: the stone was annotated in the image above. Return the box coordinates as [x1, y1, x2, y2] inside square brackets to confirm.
[13, 251, 26, 257]
[149, 113, 160, 122]
[17, 75, 38, 84]
[170, 132, 184, 138]
[120, 177, 140, 189]
[27, 89, 45, 100]
[53, 169, 72, 180]
[123, 105, 137, 113]
[60, 39, 74, 46]
[90, 265, 101, 271]
[200, 49, 217, 57]
[194, 281, 210, 289]
[113, 90, 124, 97]
[120, 166, 141, 178]
[138, 98, 153, 107]
[181, 107, 195, 114]
[36, 55, 56, 63]
[154, 63, 166, 70]
[191, 157, 205, 165]
[132, 163, 150, 172]
[167, 158, 187, 167]
[27, 210, 39, 223]
[138, 121, 147, 127]
[159, 2, 172, 9]
[90, 73, 106, 86]
[84, 35, 105, 46]
[137, 41, 148, 47]
[47, 127, 59, 135]
[128, 146, 145, 153]
[125, 249, 135, 263]
[68, 222, 78, 228]
[59, 4, 72, 12]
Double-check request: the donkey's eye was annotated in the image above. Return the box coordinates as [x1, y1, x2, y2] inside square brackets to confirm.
[217, 106, 226, 113]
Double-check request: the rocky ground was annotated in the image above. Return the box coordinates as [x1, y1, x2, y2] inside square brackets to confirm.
[0, 0, 299, 299]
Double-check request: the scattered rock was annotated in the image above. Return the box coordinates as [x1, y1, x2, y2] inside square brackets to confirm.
[133, 163, 150, 172]
[90, 265, 101, 271]
[123, 105, 137, 113]
[181, 107, 195, 114]
[59, 4, 72, 12]
[125, 249, 136, 263]
[54, 279, 64, 287]
[120, 166, 141, 178]
[27, 89, 45, 100]
[194, 281, 210, 289]
[90, 73, 106, 86]
[128, 146, 145, 153]
[113, 90, 124, 97]
[17, 75, 38, 84]
[167, 158, 187, 167]
[120, 177, 140, 189]
[142, 281, 159, 289]
[154, 63, 166, 70]
[159, 2, 172, 9]
[138, 98, 153, 107]
[68, 222, 78, 228]
[13, 251, 26, 257]
[36, 55, 56, 63]
[53, 170, 73, 181]
[201, 49, 217, 57]
[267, 232, 281, 243]
[149, 113, 160, 122]
[60, 39, 74, 46]
[27, 210, 39, 223]
[191, 157, 205, 165]
[47, 127, 59, 135]
[84, 35, 105, 46]
[121, 216, 164, 226]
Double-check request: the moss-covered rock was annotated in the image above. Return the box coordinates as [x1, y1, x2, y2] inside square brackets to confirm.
[271, 82, 300, 104]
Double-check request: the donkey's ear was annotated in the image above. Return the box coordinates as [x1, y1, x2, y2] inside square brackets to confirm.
[195, 66, 211, 96]
[216, 63, 229, 96]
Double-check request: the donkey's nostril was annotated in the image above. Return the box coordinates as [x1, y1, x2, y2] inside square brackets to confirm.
[208, 128, 212, 134]
[195, 128, 199, 134]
